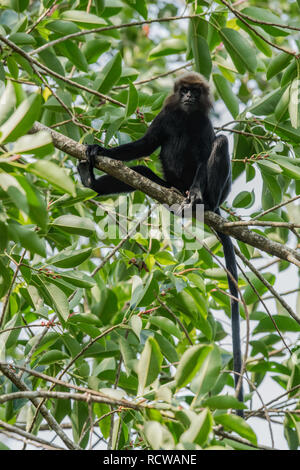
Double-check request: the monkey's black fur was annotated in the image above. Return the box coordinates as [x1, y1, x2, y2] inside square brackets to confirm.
[78, 72, 243, 414]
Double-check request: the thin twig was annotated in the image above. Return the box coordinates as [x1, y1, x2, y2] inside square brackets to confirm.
[156, 296, 193, 345]
[251, 195, 300, 221]
[30, 15, 205, 56]
[235, 247, 300, 327]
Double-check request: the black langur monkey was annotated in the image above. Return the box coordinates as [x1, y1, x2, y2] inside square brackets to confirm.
[78, 72, 243, 413]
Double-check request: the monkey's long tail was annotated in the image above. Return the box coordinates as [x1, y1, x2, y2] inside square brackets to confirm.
[214, 211, 244, 417]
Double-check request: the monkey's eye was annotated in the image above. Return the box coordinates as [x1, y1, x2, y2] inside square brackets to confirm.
[181, 87, 188, 94]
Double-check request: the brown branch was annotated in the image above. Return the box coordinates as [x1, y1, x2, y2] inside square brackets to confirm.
[0, 419, 64, 450]
[0, 363, 80, 450]
[227, 2, 300, 33]
[156, 296, 193, 345]
[235, 247, 300, 326]
[29, 121, 300, 269]
[0, 34, 124, 108]
[251, 195, 300, 221]
[113, 62, 194, 90]
[30, 15, 203, 56]
[219, 0, 297, 57]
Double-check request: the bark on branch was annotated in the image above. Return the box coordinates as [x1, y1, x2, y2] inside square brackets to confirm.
[30, 122, 300, 268]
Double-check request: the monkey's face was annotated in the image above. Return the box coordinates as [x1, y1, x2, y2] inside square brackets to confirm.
[178, 85, 203, 112]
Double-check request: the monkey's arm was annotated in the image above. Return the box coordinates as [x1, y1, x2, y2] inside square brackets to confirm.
[78, 112, 165, 191]
[87, 112, 165, 163]
[187, 135, 231, 211]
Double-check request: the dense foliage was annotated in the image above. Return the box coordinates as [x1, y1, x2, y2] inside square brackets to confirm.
[0, 0, 300, 450]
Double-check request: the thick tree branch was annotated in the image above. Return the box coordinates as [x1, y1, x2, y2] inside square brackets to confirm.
[0, 362, 80, 450]
[30, 122, 300, 269]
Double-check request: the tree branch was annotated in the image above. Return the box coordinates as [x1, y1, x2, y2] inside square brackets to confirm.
[0, 363, 81, 450]
[29, 122, 300, 269]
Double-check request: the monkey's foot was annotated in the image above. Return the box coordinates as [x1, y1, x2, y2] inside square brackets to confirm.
[183, 188, 203, 206]
[77, 161, 93, 188]
[175, 189, 203, 216]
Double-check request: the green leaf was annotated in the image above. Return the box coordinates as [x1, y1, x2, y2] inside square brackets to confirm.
[38, 49, 65, 79]
[149, 316, 181, 340]
[249, 87, 286, 116]
[241, 7, 289, 37]
[232, 190, 255, 208]
[236, 21, 272, 58]
[57, 271, 96, 288]
[130, 275, 144, 308]
[82, 39, 110, 64]
[13, 130, 54, 157]
[129, 315, 142, 339]
[46, 247, 92, 268]
[46, 20, 81, 35]
[39, 281, 70, 323]
[213, 74, 239, 118]
[149, 39, 186, 59]
[153, 332, 179, 363]
[118, 336, 135, 377]
[180, 409, 213, 447]
[214, 414, 257, 445]
[9, 32, 35, 46]
[202, 395, 247, 410]
[61, 10, 107, 28]
[254, 315, 300, 333]
[243, 272, 275, 304]
[126, 82, 138, 118]
[0, 314, 21, 355]
[191, 34, 212, 80]
[266, 53, 293, 80]
[191, 346, 221, 397]
[275, 87, 290, 122]
[220, 28, 257, 74]
[52, 215, 95, 236]
[7, 56, 19, 79]
[281, 61, 297, 87]
[144, 421, 174, 450]
[96, 53, 122, 94]
[0, 93, 41, 144]
[137, 337, 163, 394]
[131, 0, 147, 19]
[0, 173, 29, 215]
[15, 174, 48, 228]
[264, 117, 300, 143]
[0, 81, 16, 126]
[8, 221, 46, 257]
[175, 345, 212, 388]
[101, 0, 123, 17]
[271, 156, 300, 179]
[154, 251, 176, 265]
[26, 160, 76, 196]
[64, 40, 88, 73]
[38, 349, 69, 365]
[289, 79, 300, 129]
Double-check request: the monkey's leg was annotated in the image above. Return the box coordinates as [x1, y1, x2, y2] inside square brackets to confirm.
[204, 135, 231, 211]
[78, 164, 170, 195]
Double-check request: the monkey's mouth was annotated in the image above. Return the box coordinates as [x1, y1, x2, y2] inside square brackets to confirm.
[183, 99, 196, 106]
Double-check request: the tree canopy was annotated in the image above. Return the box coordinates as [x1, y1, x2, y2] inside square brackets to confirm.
[0, 0, 300, 451]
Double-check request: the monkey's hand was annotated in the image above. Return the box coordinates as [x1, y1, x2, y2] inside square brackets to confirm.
[86, 144, 105, 168]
